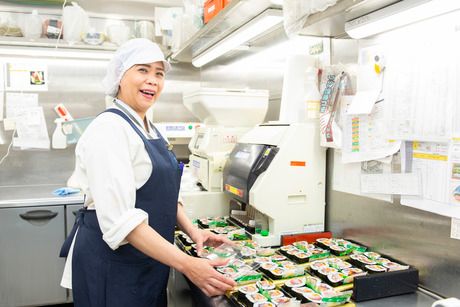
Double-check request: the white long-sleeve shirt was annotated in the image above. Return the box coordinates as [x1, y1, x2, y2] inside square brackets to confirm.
[61, 99, 176, 289]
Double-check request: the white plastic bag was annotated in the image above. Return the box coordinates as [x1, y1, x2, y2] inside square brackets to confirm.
[283, 0, 337, 36]
[62, 2, 89, 44]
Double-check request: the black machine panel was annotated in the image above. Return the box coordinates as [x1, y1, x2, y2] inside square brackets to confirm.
[223, 143, 279, 204]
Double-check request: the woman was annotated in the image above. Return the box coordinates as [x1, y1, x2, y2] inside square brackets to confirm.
[60, 38, 236, 307]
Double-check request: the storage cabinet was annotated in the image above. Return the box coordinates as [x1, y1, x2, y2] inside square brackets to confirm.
[0, 205, 67, 307]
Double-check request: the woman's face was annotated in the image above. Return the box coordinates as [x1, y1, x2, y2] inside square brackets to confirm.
[117, 61, 165, 118]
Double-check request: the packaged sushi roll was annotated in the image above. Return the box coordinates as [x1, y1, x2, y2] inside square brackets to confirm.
[284, 277, 306, 288]
[332, 260, 353, 270]
[254, 257, 272, 264]
[316, 283, 334, 295]
[216, 266, 237, 275]
[316, 238, 333, 248]
[364, 251, 381, 260]
[291, 251, 312, 263]
[376, 257, 391, 265]
[238, 284, 259, 296]
[310, 260, 328, 271]
[329, 244, 348, 256]
[318, 267, 338, 278]
[271, 297, 291, 305]
[204, 243, 239, 260]
[341, 267, 364, 276]
[246, 293, 268, 305]
[228, 259, 246, 268]
[271, 254, 287, 262]
[326, 272, 347, 287]
[261, 262, 278, 271]
[278, 260, 297, 269]
[382, 261, 409, 271]
[256, 248, 276, 257]
[253, 302, 275, 307]
[365, 264, 387, 274]
[349, 253, 376, 268]
[280, 245, 296, 252]
[292, 286, 314, 295]
[304, 292, 323, 304]
[241, 246, 257, 259]
[267, 289, 284, 299]
[256, 280, 275, 291]
[269, 267, 286, 279]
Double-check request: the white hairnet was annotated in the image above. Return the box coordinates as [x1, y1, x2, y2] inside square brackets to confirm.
[103, 38, 171, 97]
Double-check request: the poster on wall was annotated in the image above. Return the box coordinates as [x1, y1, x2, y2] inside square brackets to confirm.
[401, 141, 460, 219]
[448, 138, 460, 207]
[332, 149, 392, 202]
[5, 62, 48, 92]
[342, 95, 400, 163]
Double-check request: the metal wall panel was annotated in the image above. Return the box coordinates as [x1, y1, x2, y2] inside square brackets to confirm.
[326, 149, 460, 297]
[0, 56, 200, 187]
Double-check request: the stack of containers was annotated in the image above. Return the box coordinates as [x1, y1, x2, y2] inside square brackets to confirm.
[203, 0, 232, 24]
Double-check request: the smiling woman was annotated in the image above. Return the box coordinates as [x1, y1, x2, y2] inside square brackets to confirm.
[117, 62, 165, 121]
[59, 38, 236, 307]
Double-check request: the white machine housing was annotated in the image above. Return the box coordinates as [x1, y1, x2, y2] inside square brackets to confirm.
[184, 88, 269, 192]
[234, 122, 326, 246]
[188, 126, 249, 191]
[155, 122, 201, 145]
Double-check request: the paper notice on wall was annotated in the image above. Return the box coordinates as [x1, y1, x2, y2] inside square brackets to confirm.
[347, 45, 384, 115]
[12, 106, 50, 150]
[332, 149, 392, 202]
[448, 137, 460, 206]
[384, 34, 452, 142]
[342, 96, 401, 163]
[451, 218, 460, 240]
[6, 92, 38, 118]
[361, 173, 421, 195]
[347, 90, 381, 115]
[6, 62, 48, 92]
[401, 141, 460, 218]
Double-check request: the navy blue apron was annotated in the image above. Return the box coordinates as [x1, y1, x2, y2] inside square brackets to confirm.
[60, 108, 182, 307]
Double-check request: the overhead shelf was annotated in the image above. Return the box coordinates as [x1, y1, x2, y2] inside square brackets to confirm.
[168, 0, 281, 63]
[296, 0, 399, 38]
[0, 36, 117, 51]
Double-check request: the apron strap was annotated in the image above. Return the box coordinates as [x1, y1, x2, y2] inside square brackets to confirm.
[59, 209, 84, 257]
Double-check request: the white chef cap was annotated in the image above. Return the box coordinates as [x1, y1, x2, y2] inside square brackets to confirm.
[103, 38, 171, 97]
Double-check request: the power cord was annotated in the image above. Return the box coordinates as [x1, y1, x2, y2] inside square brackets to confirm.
[0, 128, 16, 166]
[55, 0, 68, 48]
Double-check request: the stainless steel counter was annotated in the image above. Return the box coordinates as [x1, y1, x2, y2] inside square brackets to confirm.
[169, 271, 438, 307]
[0, 184, 84, 208]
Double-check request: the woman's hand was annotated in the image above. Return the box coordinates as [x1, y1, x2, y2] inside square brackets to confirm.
[189, 228, 234, 256]
[181, 255, 237, 297]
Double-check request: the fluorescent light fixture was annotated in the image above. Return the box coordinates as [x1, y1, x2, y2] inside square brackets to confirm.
[345, 0, 460, 39]
[0, 46, 113, 60]
[192, 9, 283, 68]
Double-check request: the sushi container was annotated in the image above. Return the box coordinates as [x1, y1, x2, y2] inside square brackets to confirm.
[197, 216, 228, 229]
[262, 265, 304, 280]
[279, 244, 330, 263]
[315, 237, 367, 256]
[281, 275, 352, 306]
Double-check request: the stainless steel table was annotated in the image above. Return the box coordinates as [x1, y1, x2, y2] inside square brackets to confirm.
[168, 271, 438, 307]
[0, 184, 84, 208]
